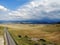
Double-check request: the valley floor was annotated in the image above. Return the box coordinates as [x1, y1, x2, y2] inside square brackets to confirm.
[0, 24, 60, 45]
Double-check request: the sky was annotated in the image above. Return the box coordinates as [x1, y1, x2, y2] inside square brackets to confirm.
[0, 0, 60, 21]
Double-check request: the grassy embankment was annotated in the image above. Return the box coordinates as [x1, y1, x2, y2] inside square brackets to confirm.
[0, 26, 4, 35]
[0, 25, 4, 45]
[1, 24, 60, 45]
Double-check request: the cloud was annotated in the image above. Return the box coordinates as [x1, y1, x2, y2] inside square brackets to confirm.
[0, 0, 60, 21]
[0, 5, 9, 12]
[8, 0, 60, 20]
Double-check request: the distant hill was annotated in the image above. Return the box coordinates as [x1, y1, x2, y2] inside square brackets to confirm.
[0, 19, 60, 24]
[57, 22, 60, 24]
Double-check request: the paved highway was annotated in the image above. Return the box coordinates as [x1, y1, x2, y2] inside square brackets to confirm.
[4, 27, 16, 45]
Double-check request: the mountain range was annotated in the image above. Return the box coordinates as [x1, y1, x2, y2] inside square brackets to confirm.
[0, 18, 60, 24]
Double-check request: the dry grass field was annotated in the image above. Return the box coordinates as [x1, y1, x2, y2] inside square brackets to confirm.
[0, 24, 60, 45]
[0, 25, 4, 45]
[0, 26, 4, 35]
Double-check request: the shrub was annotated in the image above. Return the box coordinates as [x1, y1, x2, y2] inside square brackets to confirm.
[34, 43, 39, 45]
[18, 35, 21, 38]
[39, 39, 46, 42]
[24, 35, 28, 38]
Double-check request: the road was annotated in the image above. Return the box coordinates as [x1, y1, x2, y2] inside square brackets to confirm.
[4, 27, 16, 45]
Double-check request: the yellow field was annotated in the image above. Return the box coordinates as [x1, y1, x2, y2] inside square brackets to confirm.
[0, 24, 60, 45]
[0, 26, 4, 35]
[0, 25, 4, 45]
